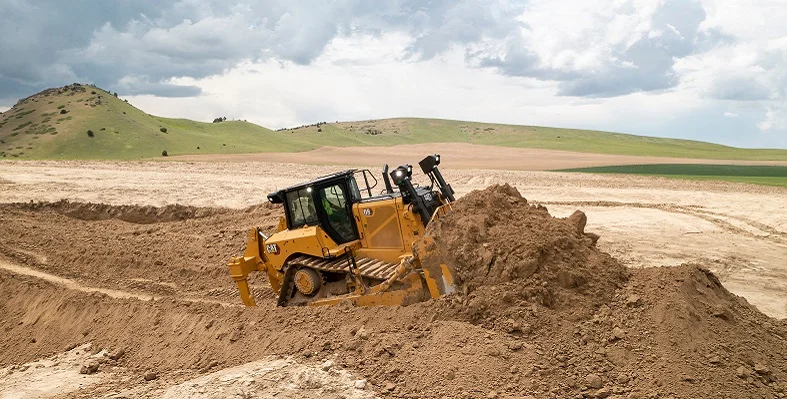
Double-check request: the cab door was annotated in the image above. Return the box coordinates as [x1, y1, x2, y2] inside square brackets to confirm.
[315, 182, 359, 244]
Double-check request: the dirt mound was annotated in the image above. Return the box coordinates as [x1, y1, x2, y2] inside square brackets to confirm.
[10, 200, 230, 224]
[426, 184, 628, 323]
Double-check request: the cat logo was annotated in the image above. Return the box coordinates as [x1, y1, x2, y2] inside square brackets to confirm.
[265, 243, 280, 255]
[363, 208, 372, 217]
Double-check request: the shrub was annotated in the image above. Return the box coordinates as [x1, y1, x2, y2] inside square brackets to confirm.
[91, 91, 96, 94]
[196, 146, 200, 149]
[99, 127, 106, 131]
[86, 130, 94, 137]
[161, 150, 168, 157]
[60, 109, 68, 114]
[57, 105, 65, 109]
[317, 128, 322, 132]
[159, 127, 167, 133]
[113, 92, 118, 97]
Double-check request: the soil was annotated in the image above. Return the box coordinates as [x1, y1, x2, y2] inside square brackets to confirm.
[2, 185, 787, 398]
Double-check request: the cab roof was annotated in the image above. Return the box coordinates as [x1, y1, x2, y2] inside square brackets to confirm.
[267, 169, 358, 204]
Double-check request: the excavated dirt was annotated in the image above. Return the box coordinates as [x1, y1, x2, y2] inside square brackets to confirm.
[10, 200, 230, 224]
[2, 186, 787, 398]
[0, 201, 281, 299]
[424, 184, 628, 325]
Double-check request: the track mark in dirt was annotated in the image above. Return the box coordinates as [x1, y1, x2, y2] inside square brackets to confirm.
[0, 259, 154, 301]
[0, 259, 238, 307]
[542, 200, 787, 244]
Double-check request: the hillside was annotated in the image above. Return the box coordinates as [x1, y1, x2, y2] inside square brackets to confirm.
[0, 84, 287, 160]
[2, 84, 787, 161]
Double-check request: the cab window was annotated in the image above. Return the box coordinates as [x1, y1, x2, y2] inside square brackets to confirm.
[319, 184, 356, 243]
[348, 176, 362, 201]
[286, 188, 318, 228]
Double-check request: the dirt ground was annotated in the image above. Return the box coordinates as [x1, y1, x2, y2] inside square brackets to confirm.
[2, 159, 786, 317]
[1, 156, 787, 398]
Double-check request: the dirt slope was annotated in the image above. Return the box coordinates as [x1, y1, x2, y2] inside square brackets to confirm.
[1, 187, 787, 398]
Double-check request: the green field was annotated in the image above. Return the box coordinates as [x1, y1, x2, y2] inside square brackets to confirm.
[2, 84, 787, 161]
[560, 164, 787, 187]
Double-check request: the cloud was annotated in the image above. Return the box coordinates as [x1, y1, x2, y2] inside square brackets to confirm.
[1, 0, 719, 100]
[469, 0, 712, 97]
[758, 107, 787, 132]
[113, 76, 202, 98]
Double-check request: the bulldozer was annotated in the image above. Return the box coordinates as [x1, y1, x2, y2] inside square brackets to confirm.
[228, 154, 458, 307]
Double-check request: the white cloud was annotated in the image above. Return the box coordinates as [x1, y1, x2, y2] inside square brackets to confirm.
[724, 112, 738, 118]
[128, 33, 707, 138]
[758, 108, 787, 132]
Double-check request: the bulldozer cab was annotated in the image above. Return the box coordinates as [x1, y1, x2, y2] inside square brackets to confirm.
[271, 169, 386, 245]
[276, 171, 359, 244]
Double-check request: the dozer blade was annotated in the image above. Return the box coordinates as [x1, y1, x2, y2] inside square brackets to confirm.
[413, 235, 458, 298]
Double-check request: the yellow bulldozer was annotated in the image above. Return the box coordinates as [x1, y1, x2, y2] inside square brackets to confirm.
[228, 154, 458, 307]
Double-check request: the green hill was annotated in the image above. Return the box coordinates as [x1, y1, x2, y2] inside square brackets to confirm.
[2, 84, 787, 161]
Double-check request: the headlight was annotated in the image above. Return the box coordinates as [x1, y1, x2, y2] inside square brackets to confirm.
[390, 165, 412, 185]
[418, 154, 440, 174]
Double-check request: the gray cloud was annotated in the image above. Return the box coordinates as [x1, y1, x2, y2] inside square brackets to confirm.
[0, 0, 745, 102]
[705, 76, 772, 101]
[471, 0, 711, 98]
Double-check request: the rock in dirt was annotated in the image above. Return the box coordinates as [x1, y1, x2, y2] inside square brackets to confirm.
[79, 362, 99, 375]
[584, 373, 604, 389]
[144, 371, 158, 381]
[595, 387, 612, 398]
[755, 363, 772, 376]
[355, 326, 370, 340]
[108, 347, 125, 361]
[736, 366, 752, 379]
[354, 379, 367, 389]
[321, 359, 334, 371]
[625, 294, 642, 307]
[609, 327, 626, 342]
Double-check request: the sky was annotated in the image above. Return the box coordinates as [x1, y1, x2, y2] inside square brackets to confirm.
[0, 0, 785, 148]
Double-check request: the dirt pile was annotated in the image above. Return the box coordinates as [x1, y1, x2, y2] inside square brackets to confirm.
[420, 185, 787, 398]
[426, 184, 628, 324]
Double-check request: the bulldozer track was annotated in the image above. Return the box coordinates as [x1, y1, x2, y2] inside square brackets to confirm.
[289, 254, 400, 280]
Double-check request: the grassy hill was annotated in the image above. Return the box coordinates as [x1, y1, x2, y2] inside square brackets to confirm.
[2, 84, 787, 161]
